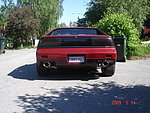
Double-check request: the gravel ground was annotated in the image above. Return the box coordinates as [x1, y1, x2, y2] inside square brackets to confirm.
[0, 48, 150, 113]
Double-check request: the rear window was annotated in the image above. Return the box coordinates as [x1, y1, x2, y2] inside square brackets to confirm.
[47, 28, 106, 36]
[38, 36, 114, 48]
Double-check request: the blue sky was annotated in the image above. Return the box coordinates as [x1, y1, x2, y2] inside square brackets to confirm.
[0, 0, 91, 26]
[59, 0, 91, 26]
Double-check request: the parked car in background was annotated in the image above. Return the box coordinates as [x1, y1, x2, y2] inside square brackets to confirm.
[36, 27, 117, 77]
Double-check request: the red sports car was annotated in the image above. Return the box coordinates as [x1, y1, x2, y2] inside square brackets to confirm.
[36, 27, 117, 76]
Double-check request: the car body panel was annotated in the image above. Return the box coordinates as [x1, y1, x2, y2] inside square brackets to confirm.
[36, 27, 117, 69]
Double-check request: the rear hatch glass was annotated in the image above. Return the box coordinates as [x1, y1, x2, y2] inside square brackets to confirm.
[47, 28, 106, 36]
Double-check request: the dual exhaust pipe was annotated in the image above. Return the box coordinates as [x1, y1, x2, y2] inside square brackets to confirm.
[98, 60, 109, 68]
[43, 62, 51, 68]
[43, 60, 109, 69]
[43, 62, 57, 69]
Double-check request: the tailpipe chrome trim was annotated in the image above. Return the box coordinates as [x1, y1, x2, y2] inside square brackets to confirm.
[97, 62, 102, 69]
[43, 62, 51, 68]
[101, 60, 109, 67]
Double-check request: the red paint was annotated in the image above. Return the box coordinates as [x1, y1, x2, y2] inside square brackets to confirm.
[37, 47, 116, 60]
[36, 27, 117, 69]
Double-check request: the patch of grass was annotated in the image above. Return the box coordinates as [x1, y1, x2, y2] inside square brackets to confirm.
[128, 44, 150, 60]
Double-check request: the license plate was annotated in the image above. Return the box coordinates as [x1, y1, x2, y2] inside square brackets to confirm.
[69, 56, 84, 63]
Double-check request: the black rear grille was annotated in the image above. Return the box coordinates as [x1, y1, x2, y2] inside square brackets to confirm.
[38, 36, 115, 48]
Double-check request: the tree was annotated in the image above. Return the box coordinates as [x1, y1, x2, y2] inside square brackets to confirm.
[84, 0, 150, 30]
[77, 18, 88, 27]
[16, 0, 64, 36]
[0, 0, 14, 35]
[5, 6, 40, 48]
[0, 12, 6, 25]
[0, 0, 64, 48]
[0, 12, 6, 35]
[57, 22, 67, 27]
[84, 0, 109, 26]
[106, 0, 150, 30]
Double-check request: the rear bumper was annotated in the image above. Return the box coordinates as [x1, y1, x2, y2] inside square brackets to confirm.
[36, 47, 117, 69]
[37, 58, 116, 69]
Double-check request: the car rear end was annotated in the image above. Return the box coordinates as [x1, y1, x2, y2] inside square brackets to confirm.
[36, 33, 117, 77]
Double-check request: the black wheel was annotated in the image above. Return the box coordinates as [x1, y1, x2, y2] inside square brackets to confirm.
[101, 65, 115, 77]
[37, 65, 49, 77]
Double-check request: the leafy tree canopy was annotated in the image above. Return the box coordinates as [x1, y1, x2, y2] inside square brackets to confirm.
[17, 0, 64, 35]
[0, 0, 64, 48]
[77, 18, 88, 27]
[84, 0, 150, 30]
[6, 6, 40, 48]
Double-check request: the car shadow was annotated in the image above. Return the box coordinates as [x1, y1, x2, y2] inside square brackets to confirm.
[8, 63, 101, 81]
[15, 81, 150, 113]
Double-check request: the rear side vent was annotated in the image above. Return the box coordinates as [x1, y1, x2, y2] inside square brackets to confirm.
[105, 55, 112, 57]
[41, 55, 48, 58]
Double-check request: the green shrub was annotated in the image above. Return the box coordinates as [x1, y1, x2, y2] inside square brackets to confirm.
[94, 13, 140, 58]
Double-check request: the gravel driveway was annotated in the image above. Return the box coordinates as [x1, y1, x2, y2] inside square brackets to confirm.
[0, 48, 150, 113]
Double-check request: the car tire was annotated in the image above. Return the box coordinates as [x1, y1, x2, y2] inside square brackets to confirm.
[37, 65, 49, 77]
[101, 65, 115, 77]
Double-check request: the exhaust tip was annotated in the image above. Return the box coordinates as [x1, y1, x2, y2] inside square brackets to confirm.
[97, 62, 102, 67]
[43, 62, 51, 68]
[102, 60, 109, 67]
